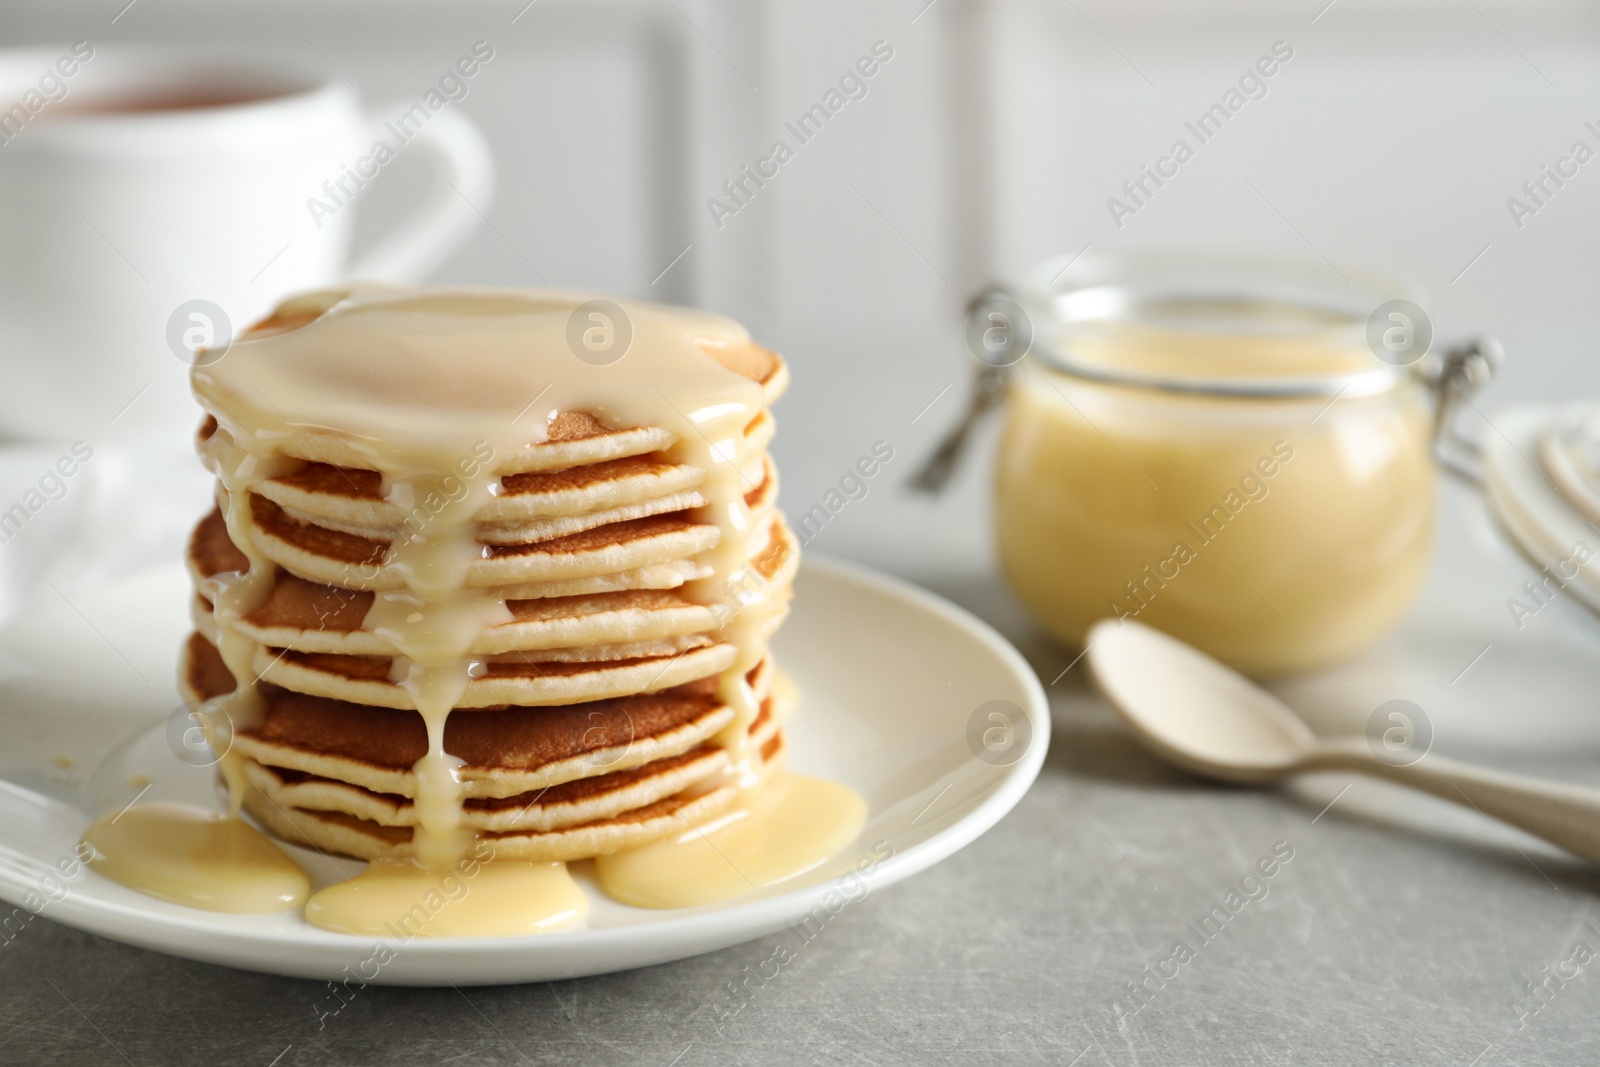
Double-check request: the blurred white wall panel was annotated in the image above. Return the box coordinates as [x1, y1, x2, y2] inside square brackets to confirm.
[986, 0, 1600, 403]
[4, 0, 1600, 571]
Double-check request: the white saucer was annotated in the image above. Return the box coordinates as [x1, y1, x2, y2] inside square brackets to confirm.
[1484, 403, 1600, 615]
[0, 555, 1047, 985]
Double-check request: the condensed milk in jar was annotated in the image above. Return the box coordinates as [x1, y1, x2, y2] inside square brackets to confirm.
[916, 251, 1497, 676]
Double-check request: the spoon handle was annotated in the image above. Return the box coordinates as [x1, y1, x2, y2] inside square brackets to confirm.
[1309, 743, 1600, 866]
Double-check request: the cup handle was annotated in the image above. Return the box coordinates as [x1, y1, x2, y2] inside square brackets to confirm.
[345, 103, 496, 283]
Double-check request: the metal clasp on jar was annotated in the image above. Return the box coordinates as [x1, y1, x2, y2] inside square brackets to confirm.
[909, 286, 1028, 494]
[1423, 337, 1503, 484]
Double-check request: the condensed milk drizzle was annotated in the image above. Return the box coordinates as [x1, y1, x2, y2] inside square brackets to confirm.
[190, 288, 776, 898]
[360, 464, 510, 869]
[196, 430, 298, 812]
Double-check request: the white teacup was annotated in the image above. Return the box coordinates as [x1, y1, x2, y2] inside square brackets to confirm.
[0, 44, 495, 443]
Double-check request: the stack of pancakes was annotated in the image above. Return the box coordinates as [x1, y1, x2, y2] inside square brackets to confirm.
[181, 322, 797, 863]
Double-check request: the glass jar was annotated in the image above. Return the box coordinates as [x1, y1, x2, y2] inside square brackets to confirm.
[921, 251, 1495, 676]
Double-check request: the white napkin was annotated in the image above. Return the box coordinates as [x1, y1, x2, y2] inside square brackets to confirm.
[0, 443, 94, 624]
[0, 440, 212, 626]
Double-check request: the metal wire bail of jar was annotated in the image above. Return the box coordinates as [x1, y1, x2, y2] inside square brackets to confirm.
[909, 286, 1026, 494]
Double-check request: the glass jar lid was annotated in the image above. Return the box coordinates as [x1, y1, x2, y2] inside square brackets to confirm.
[1016, 250, 1419, 399]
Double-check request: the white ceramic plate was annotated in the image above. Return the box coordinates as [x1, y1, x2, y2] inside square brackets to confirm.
[0, 555, 1047, 985]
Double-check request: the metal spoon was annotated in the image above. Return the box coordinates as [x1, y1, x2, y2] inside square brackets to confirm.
[1086, 618, 1600, 866]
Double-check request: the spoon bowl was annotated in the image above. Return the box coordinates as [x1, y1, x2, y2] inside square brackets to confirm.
[1086, 618, 1314, 782]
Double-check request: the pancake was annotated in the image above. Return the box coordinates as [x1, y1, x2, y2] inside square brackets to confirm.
[231, 692, 740, 801]
[240, 698, 788, 839]
[192, 577, 792, 678]
[194, 575, 791, 664]
[241, 744, 731, 834]
[180, 631, 780, 800]
[217, 578, 723, 657]
[184, 495, 796, 614]
[241, 728, 789, 862]
[280, 489, 712, 549]
[251, 641, 740, 709]
[244, 777, 740, 863]
[243, 496, 723, 592]
[472, 493, 708, 548]
[198, 408, 682, 479]
[255, 451, 705, 523]
[446, 561, 714, 601]
[196, 311, 787, 480]
[220, 448, 777, 566]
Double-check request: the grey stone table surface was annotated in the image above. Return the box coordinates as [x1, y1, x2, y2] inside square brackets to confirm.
[3, 467, 1600, 1067]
